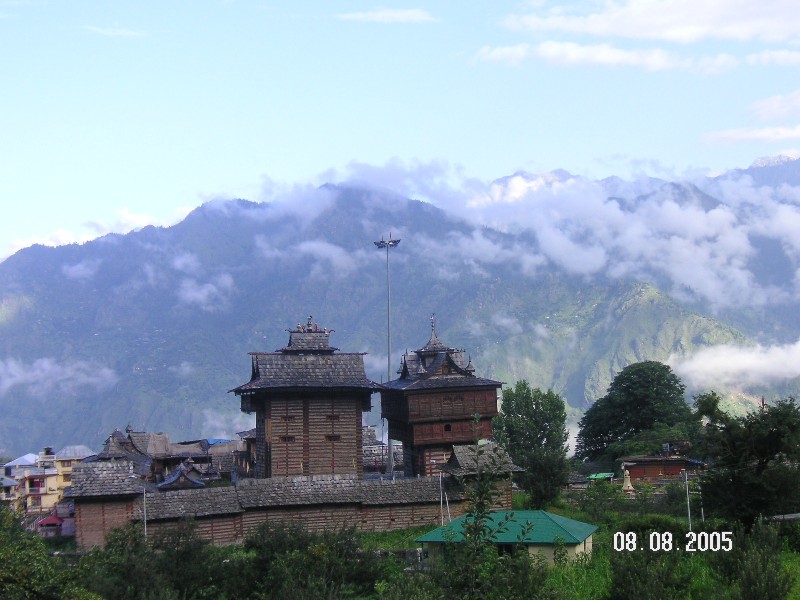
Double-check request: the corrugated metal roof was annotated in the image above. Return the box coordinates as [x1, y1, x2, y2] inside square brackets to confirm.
[5, 453, 37, 467]
[416, 510, 597, 545]
[56, 445, 95, 460]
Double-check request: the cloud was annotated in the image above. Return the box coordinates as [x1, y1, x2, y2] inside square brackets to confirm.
[85, 207, 193, 237]
[200, 408, 254, 440]
[746, 50, 800, 66]
[256, 181, 337, 222]
[475, 43, 532, 65]
[169, 361, 195, 378]
[62, 259, 102, 280]
[670, 338, 800, 389]
[491, 313, 524, 335]
[504, 0, 800, 44]
[171, 252, 200, 273]
[326, 159, 800, 310]
[530, 41, 736, 73]
[474, 41, 737, 73]
[0, 357, 118, 398]
[337, 8, 436, 23]
[2, 206, 193, 261]
[750, 89, 800, 121]
[177, 273, 235, 311]
[704, 125, 800, 143]
[83, 25, 146, 38]
[295, 240, 367, 277]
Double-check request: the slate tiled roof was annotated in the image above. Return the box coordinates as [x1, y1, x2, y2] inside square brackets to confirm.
[382, 374, 504, 391]
[233, 353, 382, 392]
[232, 475, 463, 509]
[382, 322, 502, 392]
[128, 432, 173, 458]
[89, 431, 152, 477]
[64, 461, 157, 498]
[145, 487, 242, 519]
[231, 322, 382, 393]
[416, 510, 598, 545]
[69, 467, 466, 520]
[279, 329, 337, 353]
[237, 428, 257, 440]
[440, 442, 523, 477]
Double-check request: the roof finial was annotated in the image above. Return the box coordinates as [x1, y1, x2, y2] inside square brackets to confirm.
[431, 313, 436, 334]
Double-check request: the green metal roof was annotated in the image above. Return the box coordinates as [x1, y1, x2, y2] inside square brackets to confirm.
[586, 473, 614, 480]
[416, 510, 597, 546]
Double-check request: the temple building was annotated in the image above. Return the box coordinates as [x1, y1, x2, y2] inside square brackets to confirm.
[381, 319, 503, 477]
[232, 316, 382, 478]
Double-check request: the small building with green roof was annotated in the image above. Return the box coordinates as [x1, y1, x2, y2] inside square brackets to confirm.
[416, 510, 597, 564]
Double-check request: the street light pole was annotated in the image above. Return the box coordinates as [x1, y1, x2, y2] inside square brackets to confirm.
[374, 234, 400, 477]
[129, 475, 147, 539]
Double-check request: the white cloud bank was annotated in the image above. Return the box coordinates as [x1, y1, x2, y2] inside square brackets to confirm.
[337, 9, 436, 24]
[0, 357, 118, 398]
[504, 0, 800, 44]
[670, 339, 800, 389]
[319, 159, 800, 311]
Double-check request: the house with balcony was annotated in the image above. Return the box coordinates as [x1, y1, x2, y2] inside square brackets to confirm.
[17, 448, 60, 519]
[55, 445, 94, 492]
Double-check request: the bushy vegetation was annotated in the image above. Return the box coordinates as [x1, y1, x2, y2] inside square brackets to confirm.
[3, 498, 800, 599]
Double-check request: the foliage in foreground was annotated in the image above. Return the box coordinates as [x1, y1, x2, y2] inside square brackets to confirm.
[3, 478, 800, 600]
[494, 381, 570, 509]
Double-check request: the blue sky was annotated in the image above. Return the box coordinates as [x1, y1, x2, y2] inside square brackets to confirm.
[2, 0, 800, 259]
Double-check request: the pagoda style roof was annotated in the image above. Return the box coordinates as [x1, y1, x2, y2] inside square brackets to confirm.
[382, 317, 502, 392]
[158, 461, 205, 490]
[231, 317, 382, 394]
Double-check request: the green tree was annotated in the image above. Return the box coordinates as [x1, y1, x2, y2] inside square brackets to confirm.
[77, 523, 167, 600]
[709, 519, 794, 600]
[575, 361, 693, 461]
[698, 393, 800, 525]
[494, 381, 569, 508]
[0, 507, 93, 599]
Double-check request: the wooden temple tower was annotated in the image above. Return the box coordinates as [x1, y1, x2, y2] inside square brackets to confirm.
[232, 317, 382, 479]
[381, 319, 502, 477]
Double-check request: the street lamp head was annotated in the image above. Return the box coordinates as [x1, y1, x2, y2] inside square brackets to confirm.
[374, 239, 401, 249]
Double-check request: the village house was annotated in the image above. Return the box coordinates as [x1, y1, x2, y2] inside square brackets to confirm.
[620, 454, 705, 481]
[1, 453, 37, 506]
[86, 426, 244, 483]
[55, 445, 94, 491]
[416, 510, 598, 564]
[15, 448, 61, 521]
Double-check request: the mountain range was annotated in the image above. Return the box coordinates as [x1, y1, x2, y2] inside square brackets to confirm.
[2, 157, 800, 456]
